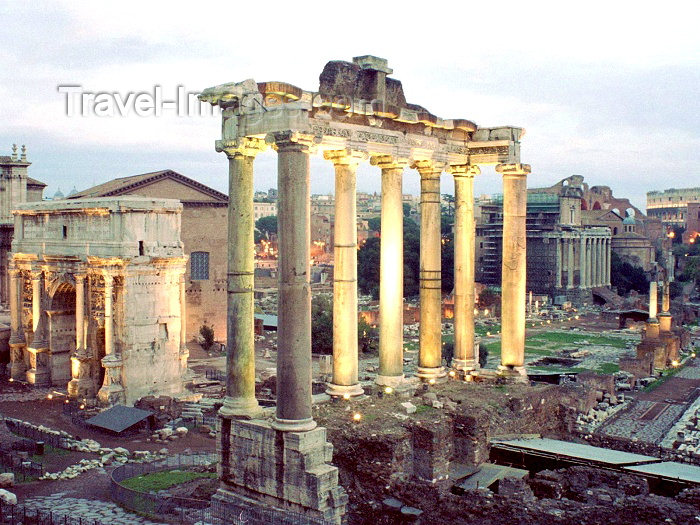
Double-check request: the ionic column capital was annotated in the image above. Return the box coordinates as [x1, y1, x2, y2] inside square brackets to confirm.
[8, 267, 21, 278]
[266, 131, 319, 152]
[218, 137, 267, 158]
[370, 155, 409, 170]
[496, 163, 531, 177]
[412, 159, 444, 178]
[102, 272, 113, 286]
[448, 164, 481, 178]
[74, 272, 87, 282]
[30, 270, 43, 281]
[323, 149, 367, 166]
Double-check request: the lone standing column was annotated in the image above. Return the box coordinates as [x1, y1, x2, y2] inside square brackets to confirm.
[374, 155, 406, 387]
[415, 161, 446, 382]
[219, 138, 266, 419]
[496, 163, 531, 379]
[271, 132, 317, 432]
[325, 150, 364, 397]
[451, 164, 480, 371]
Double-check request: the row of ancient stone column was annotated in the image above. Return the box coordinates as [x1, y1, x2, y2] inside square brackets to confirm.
[219, 133, 531, 431]
[555, 236, 611, 290]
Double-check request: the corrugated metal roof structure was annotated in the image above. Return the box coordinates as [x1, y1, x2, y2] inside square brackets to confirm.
[86, 404, 154, 433]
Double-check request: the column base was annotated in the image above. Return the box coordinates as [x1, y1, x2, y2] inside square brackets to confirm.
[497, 365, 529, 383]
[415, 366, 447, 382]
[26, 368, 50, 386]
[219, 396, 264, 420]
[9, 343, 26, 381]
[325, 382, 364, 398]
[270, 416, 317, 433]
[658, 312, 673, 333]
[375, 373, 405, 388]
[97, 385, 125, 406]
[452, 358, 477, 372]
[215, 419, 347, 524]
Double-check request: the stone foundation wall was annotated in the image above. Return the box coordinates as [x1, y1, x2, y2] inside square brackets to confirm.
[215, 418, 347, 524]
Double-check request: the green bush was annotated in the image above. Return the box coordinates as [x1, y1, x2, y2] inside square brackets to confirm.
[199, 324, 215, 350]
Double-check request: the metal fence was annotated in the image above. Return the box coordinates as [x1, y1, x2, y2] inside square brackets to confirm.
[0, 449, 43, 482]
[110, 452, 217, 523]
[0, 500, 110, 525]
[204, 369, 225, 382]
[110, 453, 330, 524]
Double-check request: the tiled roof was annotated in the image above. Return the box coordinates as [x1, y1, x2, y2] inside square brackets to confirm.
[27, 177, 46, 187]
[69, 169, 228, 202]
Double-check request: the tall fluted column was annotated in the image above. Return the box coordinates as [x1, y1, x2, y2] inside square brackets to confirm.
[98, 273, 124, 405]
[75, 274, 85, 351]
[555, 238, 562, 289]
[104, 273, 113, 356]
[27, 270, 49, 385]
[325, 150, 364, 397]
[579, 236, 587, 289]
[605, 238, 612, 286]
[451, 164, 480, 371]
[68, 273, 88, 397]
[414, 161, 445, 382]
[496, 163, 531, 378]
[592, 238, 597, 287]
[271, 132, 316, 432]
[567, 237, 575, 289]
[373, 156, 406, 387]
[219, 138, 265, 419]
[31, 271, 42, 342]
[8, 267, 26, 380]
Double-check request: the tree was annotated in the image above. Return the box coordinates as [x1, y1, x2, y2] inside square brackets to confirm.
[199, 324, 215, 351]
[610, 251, 649, 295]
[357, 237, 381, 299]
[255, 215, 277, 238]
[367, 216, 381, 233]
[311, 295, 333, 355]
[358, 317, 378, 354]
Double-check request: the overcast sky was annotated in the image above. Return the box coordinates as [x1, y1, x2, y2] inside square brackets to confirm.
[2, 1, 698, 210]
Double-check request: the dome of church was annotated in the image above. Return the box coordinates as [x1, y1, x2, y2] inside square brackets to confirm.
[53, 188, 64, 200]
[622, 215, 636, 225]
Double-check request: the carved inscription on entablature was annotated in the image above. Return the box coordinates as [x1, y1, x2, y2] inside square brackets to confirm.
[446, 144, 469, 155]
[468, 145, 510, 156]
[356, 131, 399, 145]
[310, 124, 352, 138]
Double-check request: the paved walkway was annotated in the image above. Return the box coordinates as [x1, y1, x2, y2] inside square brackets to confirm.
[23, 493, 166, 524]
[596, 359, 700, 445]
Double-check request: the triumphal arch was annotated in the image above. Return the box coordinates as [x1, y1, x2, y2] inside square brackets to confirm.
[200, 56, 530, 523]
[8, 196, 188, 405]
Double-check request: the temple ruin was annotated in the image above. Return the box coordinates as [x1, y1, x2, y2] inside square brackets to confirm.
[8, 197, 188, 405]
[199, 55, 529, 523]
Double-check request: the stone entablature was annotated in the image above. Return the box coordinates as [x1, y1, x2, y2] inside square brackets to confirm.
[12, 197, 183, 259]
[9, 197, 187, 406]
